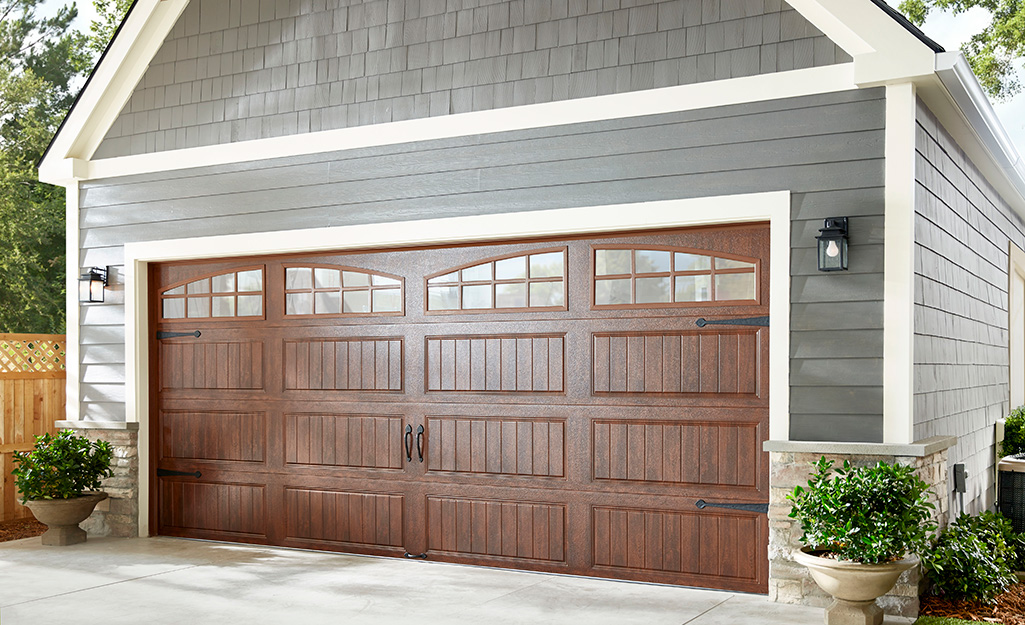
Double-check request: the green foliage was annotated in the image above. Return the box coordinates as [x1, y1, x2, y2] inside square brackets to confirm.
[0, 0, 94, 334]
[923, 512, 1019, 603]
[787, 457, 937, 564]
[897, 0, 1025, 101]
[88, 0, 132, 56]
[914, 618, 977, 625]
[1002, 405, 1025, 457]
[11, 430, 114, 502]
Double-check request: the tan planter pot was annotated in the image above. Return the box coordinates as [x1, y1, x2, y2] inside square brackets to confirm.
[25, 492, 108, 546]
[793, 548, 918, 625]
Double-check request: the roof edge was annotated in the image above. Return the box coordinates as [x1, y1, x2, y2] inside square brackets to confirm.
[866, 0, 945, 54]
[934, 52, 1025, 208]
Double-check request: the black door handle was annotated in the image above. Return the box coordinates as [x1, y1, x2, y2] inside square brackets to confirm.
[416, 425, 424, 463]
[156, 330, 202, 339]
[695, 499, 768, 514]
[404, 425, 413, 462]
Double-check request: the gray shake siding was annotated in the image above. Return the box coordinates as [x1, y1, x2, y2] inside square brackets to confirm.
[93, 0, 850, 158]
[914, 99, 1025, 512]
[79, 88, 887, 442]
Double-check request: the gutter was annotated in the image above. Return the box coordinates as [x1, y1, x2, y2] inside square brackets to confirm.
[934, 52, 1025, 206]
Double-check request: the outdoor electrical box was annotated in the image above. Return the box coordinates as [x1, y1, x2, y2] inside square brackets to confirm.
[953, 464, 967, 493]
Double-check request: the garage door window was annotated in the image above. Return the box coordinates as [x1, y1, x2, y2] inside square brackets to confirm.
[161, 268, 264, 320]
[284, 265, 403, 316]
[425, 248, 567, 312]
[593, 247, 758, 307]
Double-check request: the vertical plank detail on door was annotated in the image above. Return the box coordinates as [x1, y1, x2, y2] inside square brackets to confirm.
[592, 330, 760, 396]
[284, 488, 404, 547]
[160, 411, 266, 462]
[426, 416, 565, 477]
[161, 341, 264, 389]
[592, 420, 760, 487]
[283, 338, 403, 391]
[284, 414, 403, 469]
[592, 506, 761, 582]
[426, 496, 566, 563]
[425, 334, 565, 392]
[159, 482, 266, 536]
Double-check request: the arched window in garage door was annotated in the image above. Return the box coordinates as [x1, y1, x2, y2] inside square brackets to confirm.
[283, 265, 404, 316]
[160, 267, 264, 320]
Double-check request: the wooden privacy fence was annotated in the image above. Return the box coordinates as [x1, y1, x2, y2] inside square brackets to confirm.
[0, 334, 66, 522]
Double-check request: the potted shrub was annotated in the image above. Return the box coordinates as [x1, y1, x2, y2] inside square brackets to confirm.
[788, 457, 936, 625]
[11, 430, 114, 545]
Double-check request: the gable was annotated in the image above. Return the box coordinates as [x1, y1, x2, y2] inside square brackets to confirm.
[92, 0, 850, 159]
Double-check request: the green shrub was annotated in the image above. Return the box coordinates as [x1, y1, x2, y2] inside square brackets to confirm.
[787, 457, 936, 564]
[923, 512, 1017, 603]
[11, 431, 114, 502]
[1002, 405, 1025, 457]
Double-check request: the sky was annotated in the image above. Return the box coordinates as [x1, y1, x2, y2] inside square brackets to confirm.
[43, 0, 1025, 156]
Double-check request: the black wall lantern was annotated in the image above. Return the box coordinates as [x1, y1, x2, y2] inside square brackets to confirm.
[79, 267, 109, 303]
[816, 217, 849, 272]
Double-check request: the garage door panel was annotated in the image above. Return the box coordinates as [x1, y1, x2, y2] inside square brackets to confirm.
[160, 410, 267, 463]
[592, 419, 762, 488]
[425, 334, 565, 393]
[160, 340, 264, 390]
[159, 480, 267, 537]
[425, 416, 566, 477]
[592, 505, 765, 583]
[284, 413, 404, 469]
[283, 487, 404, 548]
[592, 330, 763, 397]
[283, 337, 403, 391]
[426, 496, 566, 564]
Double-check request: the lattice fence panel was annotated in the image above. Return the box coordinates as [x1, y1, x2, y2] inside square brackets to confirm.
[0, 334, 66, 376]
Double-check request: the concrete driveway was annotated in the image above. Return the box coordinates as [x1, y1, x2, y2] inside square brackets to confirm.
[0, 536, 914, 624]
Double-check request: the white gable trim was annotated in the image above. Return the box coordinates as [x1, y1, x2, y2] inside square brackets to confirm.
[123, 192, 792, 535]
[41, 63, 858, 184]
[786, 0, 936, 85]
[41, 0, 188, 173]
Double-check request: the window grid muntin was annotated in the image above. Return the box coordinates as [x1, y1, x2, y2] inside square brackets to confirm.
[425, 248, 568, 313]
[283, 264, 404, 317]
[592, 246, 758, 307]
[160, 267, 266, 321]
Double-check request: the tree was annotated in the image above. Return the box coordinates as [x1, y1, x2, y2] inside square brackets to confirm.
[898, 0, 1025, 100]
[0, 0, 90, 333]
[87, 0, 131, 56]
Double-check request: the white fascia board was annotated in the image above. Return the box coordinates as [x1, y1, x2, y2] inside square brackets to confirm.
[123, 192, 793, 535]
[38, 0, 189, 183]
[52, 63, 857, 183]
[786, 0, 936, 86]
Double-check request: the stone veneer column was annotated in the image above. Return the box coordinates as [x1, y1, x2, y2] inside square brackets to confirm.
[764, 436, 956, 619]
[56, 421, 139, 538]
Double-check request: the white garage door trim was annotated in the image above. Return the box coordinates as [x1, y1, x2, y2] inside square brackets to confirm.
[123, 191, 792, 536]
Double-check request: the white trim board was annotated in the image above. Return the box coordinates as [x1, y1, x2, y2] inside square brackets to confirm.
[883, 82, 918, 446]
[123, 192, 793, 536]
[1009, 243, 1025, 409]
[40, 64, 858, 183]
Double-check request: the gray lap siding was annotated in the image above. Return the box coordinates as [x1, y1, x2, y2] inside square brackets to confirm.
[79, 88, 886, 443]
[914, 99, 1025, 513]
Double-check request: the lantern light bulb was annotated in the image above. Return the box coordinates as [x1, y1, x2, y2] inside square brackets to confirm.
[826, 240, 840, 258]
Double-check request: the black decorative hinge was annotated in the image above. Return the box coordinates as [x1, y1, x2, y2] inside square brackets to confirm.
[695, 316, 769, 328]
[156, 330, 202, 339]
[157, 468, 202, 478]
[695, 499, 769, 514]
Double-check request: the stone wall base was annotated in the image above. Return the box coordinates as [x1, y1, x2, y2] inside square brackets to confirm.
[57, 425, 139, 539]
[767, 443, 952, 619]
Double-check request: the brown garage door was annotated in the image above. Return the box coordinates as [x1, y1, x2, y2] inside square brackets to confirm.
[150, 224, 770, 593]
